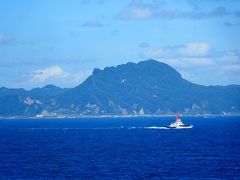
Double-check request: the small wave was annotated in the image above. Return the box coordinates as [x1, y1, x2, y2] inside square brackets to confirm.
[128, 126, 142, 129]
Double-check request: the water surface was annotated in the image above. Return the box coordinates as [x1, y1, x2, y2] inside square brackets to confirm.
[0, 116, 239, 179]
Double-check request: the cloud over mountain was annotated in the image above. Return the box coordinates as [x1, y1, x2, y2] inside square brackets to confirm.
[142, 42, 240, 85]
[29, 66, 91, 88]
[31, 66, 64, 83]
[143, 42, 211, 60]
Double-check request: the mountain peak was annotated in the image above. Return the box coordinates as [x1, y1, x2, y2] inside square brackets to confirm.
[42, 84, 60, 90]
[138, 59, 159, 64]
[83, 60, 184, 94]
[91, 59, 181, 80]
[92, 68, 102, 75]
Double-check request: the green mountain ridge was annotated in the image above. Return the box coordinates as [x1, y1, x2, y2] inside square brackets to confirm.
[0, 59, 239, 117]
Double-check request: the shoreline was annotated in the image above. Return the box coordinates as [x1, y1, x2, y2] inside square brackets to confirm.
[1, 113, 240, 120]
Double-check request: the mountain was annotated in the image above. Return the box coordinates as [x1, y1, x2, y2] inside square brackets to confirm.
[0, 85, 67, 116]
[0, 60, 240, 117]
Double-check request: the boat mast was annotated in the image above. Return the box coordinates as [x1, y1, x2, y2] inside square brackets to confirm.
[176, 113, 179, 121]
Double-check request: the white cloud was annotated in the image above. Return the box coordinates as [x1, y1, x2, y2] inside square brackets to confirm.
[31, 66, 64, 82]
[178, 42, 210, 57]
[144, 42, 211, 59]
[158, 57, 214, 68]
[30, 66, 91, 88]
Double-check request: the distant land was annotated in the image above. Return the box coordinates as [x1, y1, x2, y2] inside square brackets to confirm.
[0, 59, 240, 118]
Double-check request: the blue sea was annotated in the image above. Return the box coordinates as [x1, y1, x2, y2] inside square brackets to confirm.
[0, 116, 240, 179]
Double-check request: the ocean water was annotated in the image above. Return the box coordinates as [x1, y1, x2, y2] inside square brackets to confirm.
[0, 116, 240, 179]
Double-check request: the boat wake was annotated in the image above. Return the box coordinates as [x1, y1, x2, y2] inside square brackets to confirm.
[144, 126, 169, 129]
[143, 126, 193, 129]
[128, 126, 174, 129]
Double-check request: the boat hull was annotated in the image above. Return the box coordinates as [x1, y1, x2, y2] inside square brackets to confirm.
[167, 125, 193, 129]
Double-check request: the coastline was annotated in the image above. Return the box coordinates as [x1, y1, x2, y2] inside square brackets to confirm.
[1, 113, 240, 120]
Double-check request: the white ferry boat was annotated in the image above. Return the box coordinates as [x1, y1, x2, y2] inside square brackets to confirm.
[168, 113, 193, 129]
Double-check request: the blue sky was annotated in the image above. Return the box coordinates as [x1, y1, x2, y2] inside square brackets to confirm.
[0, 0, 240, 89]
